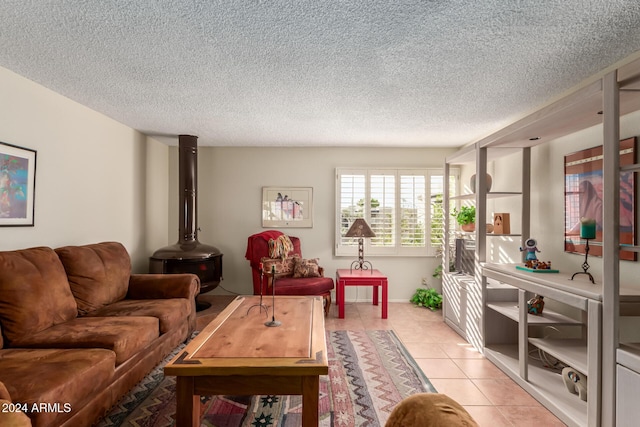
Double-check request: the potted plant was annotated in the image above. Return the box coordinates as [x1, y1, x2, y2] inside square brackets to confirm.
[410, 286, 443, 311]
[452, 205, 476, 232]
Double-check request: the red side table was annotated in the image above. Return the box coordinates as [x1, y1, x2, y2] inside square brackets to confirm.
[336, 269, 388, 319]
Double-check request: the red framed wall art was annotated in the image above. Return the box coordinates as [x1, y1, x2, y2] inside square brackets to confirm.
[564, 137, 636, 260]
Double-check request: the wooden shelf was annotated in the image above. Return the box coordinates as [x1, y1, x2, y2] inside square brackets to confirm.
[618, 343, 640, 373]
[446, 145, 523, 164]
[620, 244, 640, 253]
[487, 302, 583, 326]
[485, 345, 587, 427]
[620, 163, 640, 173]
[529, 338, 588, 374]
[450, 191, 522, 200]
[486, 281, 516, 290]
[483, 263, 604, 306]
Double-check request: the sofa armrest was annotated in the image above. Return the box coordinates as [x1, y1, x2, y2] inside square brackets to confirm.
[0, 381, 32, 426]
[0, 381, 11, 401]
[127, 274, 200, 300]
[0, 400, 32, 426]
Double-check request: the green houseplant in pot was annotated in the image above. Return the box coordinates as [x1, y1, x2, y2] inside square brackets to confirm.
[410, 286, 443, 311]
[452, 205, 475, 232]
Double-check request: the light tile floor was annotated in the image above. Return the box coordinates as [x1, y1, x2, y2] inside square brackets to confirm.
[197, 296, 567, 427]
[325, 301, 567, 427]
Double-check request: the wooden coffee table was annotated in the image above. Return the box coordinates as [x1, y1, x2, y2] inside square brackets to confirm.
[164, 295, 328, 427]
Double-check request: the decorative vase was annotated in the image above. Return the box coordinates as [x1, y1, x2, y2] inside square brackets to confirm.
[470, 174, 492, 193]
[461, 223, 475, 232]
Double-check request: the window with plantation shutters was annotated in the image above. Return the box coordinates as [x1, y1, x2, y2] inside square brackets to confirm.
[428, 173, 458, 250]
[401, 173, 426, 248]
[370, 172, 395, 252]
[338, 172, 366, 249]
[336, 168, 458, 257]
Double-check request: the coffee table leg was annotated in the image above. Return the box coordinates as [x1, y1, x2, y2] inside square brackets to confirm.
[301, 375, 320, 427]
[176, 377, 200, 427]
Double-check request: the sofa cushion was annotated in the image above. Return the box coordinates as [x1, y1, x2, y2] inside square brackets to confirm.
[55, 242, 131, 315]
[293, 258, 321, 278]
[0, 348, 115, 427]
[0, 246, 78, 346]
[11, 316, 159, 365]
[85, 298, 190, 334]
[274, 276, 334, 295]
[261, 256, 300, 288]
[261, 256, 299, 275]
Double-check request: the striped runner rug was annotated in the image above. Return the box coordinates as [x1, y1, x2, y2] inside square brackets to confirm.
[97, 330, 436, 427]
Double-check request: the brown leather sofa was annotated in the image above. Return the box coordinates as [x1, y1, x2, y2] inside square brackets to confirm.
[0, 242, 200, 427]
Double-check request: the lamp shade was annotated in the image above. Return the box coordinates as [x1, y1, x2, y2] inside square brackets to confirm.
[345, 218, 376, 238]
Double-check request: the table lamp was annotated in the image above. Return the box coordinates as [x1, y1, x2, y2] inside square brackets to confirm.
[345, 218, 376, 273]
[571, 217, 596, 284]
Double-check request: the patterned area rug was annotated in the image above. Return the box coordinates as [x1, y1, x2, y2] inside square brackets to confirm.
[97, 330, 436, 427]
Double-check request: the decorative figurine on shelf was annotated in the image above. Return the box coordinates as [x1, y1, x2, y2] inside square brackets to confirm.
[562, 367, 587, 401]
[516, 238, 559, 273]
[520, 238, 540, 261]
[524, 259, 554, 270]
[527, 294, 545, 315]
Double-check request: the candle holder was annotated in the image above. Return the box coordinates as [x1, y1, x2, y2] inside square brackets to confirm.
[247, 263, 268, 317]
[571, 238, 595, 284]
[265, 265, 281, 327]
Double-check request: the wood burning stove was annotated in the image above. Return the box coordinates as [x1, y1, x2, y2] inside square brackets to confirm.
[149, 135, 223, 310]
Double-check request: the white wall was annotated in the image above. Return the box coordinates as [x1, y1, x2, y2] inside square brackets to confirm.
[171, 146, 457, 302]
[0, 65, 170, 272]
[0, 63, 461, 302]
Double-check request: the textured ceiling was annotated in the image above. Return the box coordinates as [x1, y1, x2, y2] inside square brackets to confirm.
[2, 1, 640, 147]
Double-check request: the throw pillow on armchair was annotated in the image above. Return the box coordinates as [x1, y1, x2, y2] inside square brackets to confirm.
[293, 258, 321, 278]
[260, 255, 299, 288]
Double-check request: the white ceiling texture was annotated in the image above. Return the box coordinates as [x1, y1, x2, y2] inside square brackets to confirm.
[2, 1, 640, 147]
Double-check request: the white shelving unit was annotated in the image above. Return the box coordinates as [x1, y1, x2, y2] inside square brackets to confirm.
[442, 52, 640, 427]
[609, 60, 640, 427]
[483, 263, 602, 427]
[443, 144, 529, 352]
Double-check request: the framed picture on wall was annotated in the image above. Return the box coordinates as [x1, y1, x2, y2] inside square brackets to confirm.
[0, 141, 37, 226]
[262, 187, 313, 228]
[564, 137, 636, 259]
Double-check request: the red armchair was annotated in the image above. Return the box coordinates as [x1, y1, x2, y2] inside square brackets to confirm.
[245, 230, 333, 315]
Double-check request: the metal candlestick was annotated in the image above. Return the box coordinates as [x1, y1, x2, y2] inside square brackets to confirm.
[247, 263, 268, 317]
[265, 265, 281, 327]
[571, 238, 595, 284]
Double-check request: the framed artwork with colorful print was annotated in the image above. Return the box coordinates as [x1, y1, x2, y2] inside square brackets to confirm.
[0, 141, 36, 226]
[564, 137, 635, 259]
